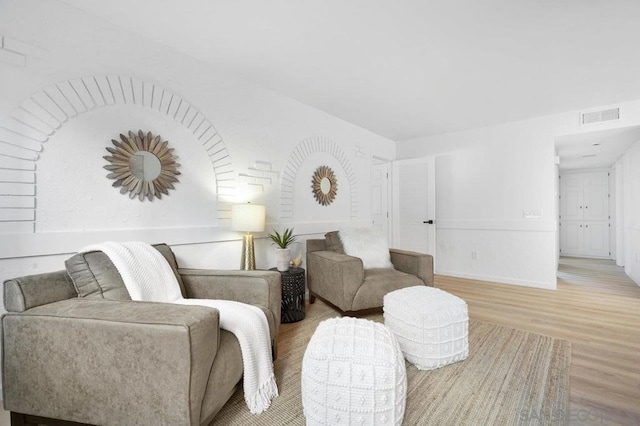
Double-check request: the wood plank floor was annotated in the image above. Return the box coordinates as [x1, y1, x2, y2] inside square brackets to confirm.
[288, 257, 640, 426]
[1, 257, 637, 426]
[425, 257, 640, 426]
[286, 258, 640, 426]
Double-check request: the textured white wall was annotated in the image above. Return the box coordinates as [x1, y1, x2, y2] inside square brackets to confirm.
[0, 0, 395, 299]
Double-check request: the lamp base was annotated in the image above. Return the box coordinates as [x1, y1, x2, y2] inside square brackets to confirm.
[240, 233, 256, 270]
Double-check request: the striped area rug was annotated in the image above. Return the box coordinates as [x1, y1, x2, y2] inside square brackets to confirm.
[212, 312, 570, 425]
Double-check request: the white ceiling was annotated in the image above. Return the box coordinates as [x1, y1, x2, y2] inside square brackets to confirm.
[60, 0, 640, 142]
[555, 126, 640, 171]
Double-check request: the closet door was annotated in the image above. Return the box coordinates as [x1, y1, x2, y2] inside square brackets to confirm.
[584, 222, 610, 257]
[560, 173, 584, 221]
[560, 222, 584, 256]
[583, 172, 609, 222]
[559, 171, 610, 259]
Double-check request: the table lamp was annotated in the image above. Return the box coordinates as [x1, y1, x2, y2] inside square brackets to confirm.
[231, 203, 266, 270]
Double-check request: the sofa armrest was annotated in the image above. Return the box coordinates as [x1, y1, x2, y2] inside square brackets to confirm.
[178, 269, 281, 341]
[389, 249, 434, 286]
[306, 251, 364, 311]
[4, 270, 77, 312]
[2, 298, 219, 426]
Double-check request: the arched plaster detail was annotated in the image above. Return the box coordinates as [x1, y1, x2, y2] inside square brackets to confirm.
[0, 75, 234, 233]
[280, 136, 358, 221]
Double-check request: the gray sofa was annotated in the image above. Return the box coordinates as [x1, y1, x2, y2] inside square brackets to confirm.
[2, 244, 281, 426]
[307, 232, 434, 315]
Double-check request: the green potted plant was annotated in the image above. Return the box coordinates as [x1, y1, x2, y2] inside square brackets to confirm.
[268, 228, 297, 271]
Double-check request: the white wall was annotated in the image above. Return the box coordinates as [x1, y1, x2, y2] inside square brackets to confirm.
[619, 141, 640, 284]
[0, 0, 396, 305]
[399, 117, 558, 288]
[615, 161, 625, 267]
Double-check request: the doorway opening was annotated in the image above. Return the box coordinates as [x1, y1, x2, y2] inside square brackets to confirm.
[555, 125, 640, 277]
[557, 256, 640, 297]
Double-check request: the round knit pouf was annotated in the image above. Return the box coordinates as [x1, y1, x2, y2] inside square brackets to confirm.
[301, 317, 407, 426]
[384, 285, 469, 370]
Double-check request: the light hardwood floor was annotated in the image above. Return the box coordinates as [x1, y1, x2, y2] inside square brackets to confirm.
[2, 257, 638, 426]
[432, 257, 640, 426]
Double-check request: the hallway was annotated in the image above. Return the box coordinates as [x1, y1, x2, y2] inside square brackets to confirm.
[557, 256, 640, 298]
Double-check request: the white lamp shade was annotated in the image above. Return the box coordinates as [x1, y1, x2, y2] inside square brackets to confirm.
[231, 203, 266, 232]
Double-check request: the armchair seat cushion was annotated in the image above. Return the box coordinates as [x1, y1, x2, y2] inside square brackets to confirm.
[351, 269, 424, 312]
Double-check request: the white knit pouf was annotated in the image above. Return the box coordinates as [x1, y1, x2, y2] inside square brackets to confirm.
[301, 317, 407, 426]
[384, 286, 468, 370]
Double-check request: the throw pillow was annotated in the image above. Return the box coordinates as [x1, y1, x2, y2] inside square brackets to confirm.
[338, 227, 394, 269]
[65, 250, 130, 300]
[65, 243, 185, 299]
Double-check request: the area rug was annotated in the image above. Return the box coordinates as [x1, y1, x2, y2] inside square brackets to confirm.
[211, 311, 570, 425]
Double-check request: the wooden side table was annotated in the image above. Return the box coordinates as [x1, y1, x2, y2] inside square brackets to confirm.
[270, 267, 305, 323]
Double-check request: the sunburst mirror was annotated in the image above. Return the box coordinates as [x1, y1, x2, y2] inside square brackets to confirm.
[311, 165, 338, 206]
[103, 130, 180, 201]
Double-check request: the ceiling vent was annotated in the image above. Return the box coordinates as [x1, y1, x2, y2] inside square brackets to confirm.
[581, 107, 620, 125]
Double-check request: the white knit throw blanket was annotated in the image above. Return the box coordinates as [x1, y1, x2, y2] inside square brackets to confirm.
[80, 242, 278, 414]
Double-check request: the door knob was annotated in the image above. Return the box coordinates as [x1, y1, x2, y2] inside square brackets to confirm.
[423, 220, 434, 224]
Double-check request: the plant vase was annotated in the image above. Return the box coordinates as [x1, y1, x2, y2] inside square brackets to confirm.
[275, 248, 291, 272]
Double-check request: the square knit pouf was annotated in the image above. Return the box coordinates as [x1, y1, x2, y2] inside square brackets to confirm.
[383, 286, 469, 370]
[301, 317, 407, 426]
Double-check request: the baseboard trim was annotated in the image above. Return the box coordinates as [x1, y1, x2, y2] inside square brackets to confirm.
[436, 270, 556, 290]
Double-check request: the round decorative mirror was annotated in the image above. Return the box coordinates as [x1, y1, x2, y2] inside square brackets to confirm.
[311, 165, 338, 206]
[130, 151, 162, 181]
[103, 130, 180, 201]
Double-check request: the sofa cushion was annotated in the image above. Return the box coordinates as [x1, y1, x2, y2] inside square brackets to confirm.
[65, 243, 186, 300]
[324, 231, 345, 254]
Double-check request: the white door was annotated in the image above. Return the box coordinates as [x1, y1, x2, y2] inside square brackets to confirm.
[559, 171, 610, 258]
[583, 172, 609, 221]
[559, 222, 584, 256]
[584, 222, 610, 257]
[392, 157, 436, 256]
[560, 174, 583, 221]
[371, 162, 390, 240]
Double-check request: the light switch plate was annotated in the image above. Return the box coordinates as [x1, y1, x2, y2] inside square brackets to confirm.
[523, 209, 543, 219]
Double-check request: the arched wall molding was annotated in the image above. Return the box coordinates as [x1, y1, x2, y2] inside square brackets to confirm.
[280, 136, 358, 221]
[0, 75, 235, 234]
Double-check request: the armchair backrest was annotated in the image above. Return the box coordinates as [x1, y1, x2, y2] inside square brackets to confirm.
[307, 231, 345, 254]
[306, 238, 327, 253]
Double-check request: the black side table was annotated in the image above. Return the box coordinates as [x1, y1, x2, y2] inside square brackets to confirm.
[270, 267, 305, 323]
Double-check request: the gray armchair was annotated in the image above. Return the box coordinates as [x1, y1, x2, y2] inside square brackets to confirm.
[306, 232, 434, 315]
[2, 243, 281, 426]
